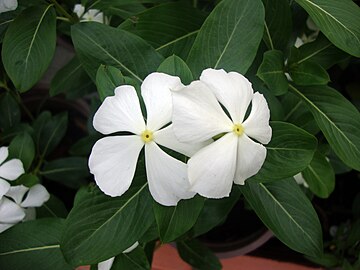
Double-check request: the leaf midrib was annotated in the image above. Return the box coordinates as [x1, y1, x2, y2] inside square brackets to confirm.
[0, 244, 60, 256]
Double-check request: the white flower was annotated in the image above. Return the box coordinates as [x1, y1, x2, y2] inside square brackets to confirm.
[89, 73, 206, 206]
[294, 173, 309, 188]
[0, 0, 17, 13]
[98, 242, 139, 270]
[74, 4, 105, 23]
[0, 184, 50, 233]
[171, 68, 272, 198]
[0, 146, 24, 200]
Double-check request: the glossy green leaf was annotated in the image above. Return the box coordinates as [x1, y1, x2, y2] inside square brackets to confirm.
[0, 124, 33, 144]
[120, 2, 207, 60]
[262, 0, 292, 50]
[157, 55, 193, 85]
[302, 151, 335, 198]
[69, 134, 102, 157]
[252, 121, 317, 182]
[240, 178, 323, 256]
[257, 50, 288, 96]
[295, 0, 360, 57]
[16, 173, 39, 187]
[61, 183, 153, 266]
[111, 246, 150, 270]
[36, 194, 68, 219]
[187, 0, 264, 77]
[96, 65, 125, 101]
[71, 22, 164, 82]
[0, 218, 72, 270]
[40, 157, 89, 189]
[177, 239, 222, 270]
[2, 5, 56, 92]
[8, 132, 35, 170]
[0, 93, 21, 130]
[50, 56, 95, 99]
[289, 61, 330, 85]
[153, 196, 204, 243]
[290, 84, 360, 171]
[305, 253, 340, 268]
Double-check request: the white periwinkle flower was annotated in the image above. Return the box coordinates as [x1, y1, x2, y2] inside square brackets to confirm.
[74, 4, 105, 23]
[172, 68, 272, 199]
[89, 73, 206, 206]
[98, 242, 139, 270]
[294, 173, 309, 188]
[0, 0, 18, 13]
[0, 184, 50, 233]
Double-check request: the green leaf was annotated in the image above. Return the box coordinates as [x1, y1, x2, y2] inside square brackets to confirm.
[36, 194, 68, 219]
[120, 2, 207, 60]
[153, 196, 204, 243]
[257, 50, 288, 96]
[157, 55, 193, 85]
[290, 84, 360, 171]
[177, 239, 222, 270]
[289, 61, 330, 86]
[2, 5, 56, 92]
[305, 253, 339, 268]
[192, 187, 241, 237]
[262, 0, 292, 51]
[0, 218, 72, 270]
[50, 56, 96, 99]
[302, 151, 335, 198]
[8, 132, 35, 170]
[0, 92, 21, 130]
[187, 0, 265, 78]
[40, 157, 89, 189]
[16, 173, 39, 187]
[61, 183, 154, 266]
[111, 246, 150, 270]
[69, 134, 102, 157]
[240, 178, 323, 256]
[32, 111, 68, 158]
[96, 65, 125, 101]
[71, 22, 164, 82]
[0, 124, 33, 144]
[294, 0, 360, 57]
[252, 121, 317, 182]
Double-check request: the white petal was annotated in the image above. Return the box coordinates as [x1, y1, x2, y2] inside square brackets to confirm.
[6, 185, 29, 204]
[234, 135, 267, 185]
[145, 142, 195, 206]
[172, 80, 233, 143]
[0, 147, 9, 165]
[188, 133, 238, 198]
[23, 207, 36, 221]
[123, 242, 139, 253]
[93, 85, 146, 135]
[89, 136, 144, 197]
[73, 4, 85, 17]
[200, 69, 253, 123]
[141, 72, 183, 131]
[0, 197, 25, 224]
[294, 173, 309, 188]
[0, 179, 10, 200]
[0, 159, 24, 181]
[154, 124, 210, 157]
[21, 184, 50, 208]
[0, 223, 15, 233]
[98, 257, 115, 270]
[242, 92, 272, 144]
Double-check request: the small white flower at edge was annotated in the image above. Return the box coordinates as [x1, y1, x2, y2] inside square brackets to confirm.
[88, 73, 207, 206]
[171, 68, 272, 199]
[294, 173, 309, 188]
[0, 0, 17, 14]
[73, 4, 106, 24]
[98, 242, 139, 270]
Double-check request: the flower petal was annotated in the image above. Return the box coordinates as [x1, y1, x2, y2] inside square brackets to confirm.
[89, 136, 144, 197]
[234, 135, 267, 185]
[141, 72, 183, 131]
[172, 80, 233, 143]
[242, 92, 272, 144]
[0, 197, 25, 224]
[123, 242, 139, 253]
[0, 159, 24, 181]
[188, 133, 238, 198]
[21, 184, 50, 208]
[6, 185, 29, 204]
[93, 85, 146, 135]
[145, 142, 195, 206]
[200, 69, 254, 123]
[98, 257, 115, 270]
[0, 146, 8, 165]
[154, 124, 210, 157]
[0, 179, 10, 200]
[0, 223, 15, 233]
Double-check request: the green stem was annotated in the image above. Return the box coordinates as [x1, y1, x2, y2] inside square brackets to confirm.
[14, 91, 34, 121]
[50, 0, 77, 23]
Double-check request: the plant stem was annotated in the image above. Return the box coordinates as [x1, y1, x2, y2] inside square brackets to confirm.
[50, 0, 77, 23]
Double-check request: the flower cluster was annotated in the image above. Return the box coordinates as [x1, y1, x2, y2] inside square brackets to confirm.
[89, 68, 272, 205]
[0, 147, 50, 233]
[73, 4, 107, 24]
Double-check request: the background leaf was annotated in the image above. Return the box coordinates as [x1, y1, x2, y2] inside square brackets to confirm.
[0, 92, 21, 130]
[96, 65, 125, 101]
[289, 61, 329, 85]
[36, 194, 68, 219]
[2, 5, 56, 92]
[157, 55, 193, 85]
[240, 178, 323, 256]
[111, 246, 150, 270]
[8, 132, 35, 171]
[187, 0, 265, 78]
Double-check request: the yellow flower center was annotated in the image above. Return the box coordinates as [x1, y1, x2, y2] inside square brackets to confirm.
[141, 130, 153, 143]
[233, 123, 244, 136]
